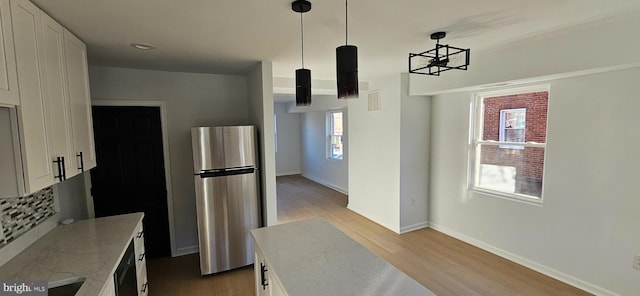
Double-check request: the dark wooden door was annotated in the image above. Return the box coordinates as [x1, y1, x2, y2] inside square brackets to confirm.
[91, 106, 171, 258]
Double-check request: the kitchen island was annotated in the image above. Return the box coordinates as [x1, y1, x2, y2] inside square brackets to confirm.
[0, 213, 146, 296]
[251, 217, 435, 296]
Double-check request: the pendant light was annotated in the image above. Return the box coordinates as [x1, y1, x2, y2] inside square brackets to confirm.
[336, 0, 358, 99]
[293, 0, 312, 106]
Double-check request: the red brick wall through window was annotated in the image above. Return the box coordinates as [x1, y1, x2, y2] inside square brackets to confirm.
[480, 92, 548, 196]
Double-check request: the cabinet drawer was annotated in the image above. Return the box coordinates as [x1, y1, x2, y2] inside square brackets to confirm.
[136, 262, 148, 296]
[135, 245, 146, 276]
[135, 242, 145, 266]
[133, 222, 144, 253]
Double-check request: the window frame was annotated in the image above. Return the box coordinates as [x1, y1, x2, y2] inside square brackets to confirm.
[274, 113, 277, 153]
[327, 110, 344, 161]
[498, 108, 526, 149]
[467, 85, 550, 205]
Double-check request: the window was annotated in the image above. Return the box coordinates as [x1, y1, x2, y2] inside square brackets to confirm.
[328, 111, 343, 160]
[274, 114, 277, 152]
[469, 86, 549, 203]
[499, 108, 526, 149]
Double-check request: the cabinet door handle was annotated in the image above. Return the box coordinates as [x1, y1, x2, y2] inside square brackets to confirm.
[61, 156, 66, 180]
[139, 253, 145, 261]
[76, 151, 84, 172]
[260, 262, 269, 290]
[141, 282, 148, 293]
[53, 157, 64, 181]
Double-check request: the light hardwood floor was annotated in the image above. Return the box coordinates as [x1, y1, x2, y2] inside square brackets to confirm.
[147, 175, 591, 295]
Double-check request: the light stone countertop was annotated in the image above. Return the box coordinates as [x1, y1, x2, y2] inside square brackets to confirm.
[251, 217, 436, 296]
[0, 213, 144, 296]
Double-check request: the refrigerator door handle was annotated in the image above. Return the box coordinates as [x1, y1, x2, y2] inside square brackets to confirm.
[198, 167, 255, 178]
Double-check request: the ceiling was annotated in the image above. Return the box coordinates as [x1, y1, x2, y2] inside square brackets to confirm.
[32, 0, 640, 81]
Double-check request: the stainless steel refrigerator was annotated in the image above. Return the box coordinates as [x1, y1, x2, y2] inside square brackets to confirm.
[191, 126, 261, 275]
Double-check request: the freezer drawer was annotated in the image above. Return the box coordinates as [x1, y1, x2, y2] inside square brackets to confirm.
[194, 172, 260, 275]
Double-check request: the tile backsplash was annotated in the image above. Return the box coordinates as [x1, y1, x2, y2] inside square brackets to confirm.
[0, 187, 56, 247]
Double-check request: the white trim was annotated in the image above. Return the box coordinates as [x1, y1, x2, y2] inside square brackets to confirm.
[0, 214, 59, 266]
[175, 245, 199, 257]
[428, 222, 620, 296]
[470, 188, 543, 206]
[498, 108, 526, 149]
[476, 141, 546, 148]
[300, 173, 348, 195]
[399, 221, 429, 234]
[83, 172, 94, 218]
[273, 113, 277, 153]
[90, 99, 178, 257]
[275, 171, 301, 176]
[327, 110, 344, 161]
[474, 84, 551, 99]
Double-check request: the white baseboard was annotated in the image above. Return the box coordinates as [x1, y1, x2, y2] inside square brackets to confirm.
[175, 245, 199, 257]
[301, 174, 348, 195]
[428, 221, 619, 296]
[276, 171, 300, 177]
[0, 214, 59, 266]
[399, 221, 429, 234]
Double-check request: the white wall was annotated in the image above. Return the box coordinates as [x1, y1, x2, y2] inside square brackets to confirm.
[399, 73, 430, 233]
[348, 74, 401, 232]
[287, 95, 348, 113]
[54, 173, 88, 221]
[347, 73, 431, 234]
[247, 61, 277, 227]
[274, 103, 301, 176]
[429, 68, 640, 295]
[300, 109, 348, 194]
[88, 66, 249, 255]
[277, 94, 350, 193]
[410, 10, 640, 95]
[407, 10, 640, 295]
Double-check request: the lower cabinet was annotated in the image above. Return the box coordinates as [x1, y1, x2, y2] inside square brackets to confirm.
[254, 243, 286, 296]
[99, 275, 116, 296]
[134, 221, 149, 296]
[100, 221, 148, 296]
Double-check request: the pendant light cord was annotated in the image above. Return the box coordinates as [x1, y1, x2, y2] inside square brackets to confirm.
[345, 0, 348, 45]
[300, 13, 305, 68]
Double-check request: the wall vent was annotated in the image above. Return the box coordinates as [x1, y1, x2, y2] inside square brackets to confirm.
[368, 91, 381, 111]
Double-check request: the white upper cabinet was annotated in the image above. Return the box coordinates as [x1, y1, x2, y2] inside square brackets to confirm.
[41, 12, 77, 180]
[10, 0, 55, 194]
[0, 0, 96, 197]
[0, 0, 18, 106]
[64, 29, 96, 172]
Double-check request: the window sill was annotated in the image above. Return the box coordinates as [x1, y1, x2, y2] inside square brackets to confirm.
[469, 187, 543, 207]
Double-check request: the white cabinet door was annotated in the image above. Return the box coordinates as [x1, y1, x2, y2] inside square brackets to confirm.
[98, 276, 116, 296]
[41, 12, 77, 180]
[10, 0, 55, 194]
[134, 222, 149, 296]
[64, 29, 96, 172]
[254, 249, 269, 296]
[254, 244, 288, 296]
[0, 0, 18, 106]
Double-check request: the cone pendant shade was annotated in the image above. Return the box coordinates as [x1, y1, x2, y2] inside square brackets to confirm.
[336, 45, 358, 99]
[296, 68, 311, 106]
